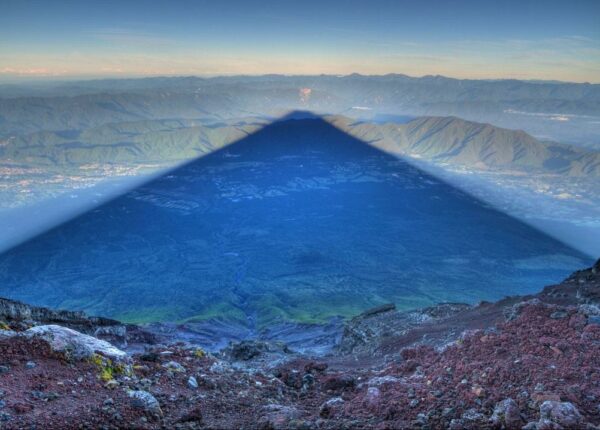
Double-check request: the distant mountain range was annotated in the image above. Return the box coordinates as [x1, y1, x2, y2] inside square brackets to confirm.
[3, 114, 598, 177]
[333, 116, 600, 176]
[1, 74, 599, 148]
[0, 118, 259, 167]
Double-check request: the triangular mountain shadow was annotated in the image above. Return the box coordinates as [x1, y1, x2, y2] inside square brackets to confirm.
[0, 111, 590, 336]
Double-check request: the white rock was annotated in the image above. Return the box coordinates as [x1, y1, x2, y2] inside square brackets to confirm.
[0, 329, 16, 339]
[24, 325, 127, 361]
[323, 397, 344, 407]
[187, 376, 198, 389]
[366, 386, 381, 406]
[209, 361, 229, 374]
[163, 360, 186, 372]
[462, 408, 485, 422]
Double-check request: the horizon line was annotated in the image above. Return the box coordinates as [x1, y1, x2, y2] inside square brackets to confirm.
[1, 72, 599, 86]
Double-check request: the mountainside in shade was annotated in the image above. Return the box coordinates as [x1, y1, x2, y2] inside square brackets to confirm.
[0, 114, 590, 328]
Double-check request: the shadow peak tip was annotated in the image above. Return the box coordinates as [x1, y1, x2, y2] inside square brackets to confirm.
[276, 110, 324, 122]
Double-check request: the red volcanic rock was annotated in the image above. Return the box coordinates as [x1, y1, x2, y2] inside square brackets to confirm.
[304, 360, 328, 373]
[397, 358, 419, 373]
[322, 374, 356, 391]
[0, 260, 598, 429]
[531, 392, 561, 404]
[569, 313, 587, 330]
[319, 397, 344, 418]
[333, 303, 600, 429]
[12, 402, 33, 414]
[175, 405, 203, 424]
[582, 323, 600, 341]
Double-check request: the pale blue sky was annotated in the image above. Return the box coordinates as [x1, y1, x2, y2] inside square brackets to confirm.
[1, 0, 599, 82]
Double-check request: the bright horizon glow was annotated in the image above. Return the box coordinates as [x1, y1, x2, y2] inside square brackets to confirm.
[1, 0, 599, 83]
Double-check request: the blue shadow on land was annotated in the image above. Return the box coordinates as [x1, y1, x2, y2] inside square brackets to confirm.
[0, 111, 591, 333]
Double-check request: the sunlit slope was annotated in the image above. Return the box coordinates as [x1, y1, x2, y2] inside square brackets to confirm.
[331, 116, 600, 176]
[3, 115, 597, 176]
[0, 119, 265, 165]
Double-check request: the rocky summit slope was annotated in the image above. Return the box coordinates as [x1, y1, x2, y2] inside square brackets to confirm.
[0, 260, 599, 429]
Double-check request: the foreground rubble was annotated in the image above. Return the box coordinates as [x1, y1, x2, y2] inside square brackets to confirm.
[0, 259, 598, 429]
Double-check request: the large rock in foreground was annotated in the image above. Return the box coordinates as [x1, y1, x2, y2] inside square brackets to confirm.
[0, 296, 158, 350]
[24, 324, 127, 361]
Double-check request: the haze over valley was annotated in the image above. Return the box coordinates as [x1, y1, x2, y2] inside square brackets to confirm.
[1, 76, 599, 256]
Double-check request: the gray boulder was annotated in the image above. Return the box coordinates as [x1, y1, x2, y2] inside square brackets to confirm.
[187, 376, 198, 389]
[128, 390, 162, 416]
[258, 404, 301, 430]
[319, 397, 344, 418]
[491, 398, 523, 429]
[0, 329, 16, 340]
[162, 360, 186, 372]
[539, 401, 585, 428]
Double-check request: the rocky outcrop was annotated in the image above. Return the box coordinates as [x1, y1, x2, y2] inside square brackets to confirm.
[0, 296, 156, 350]
[337, 258, 600, 360]
[24, 325, 128, 361]
[526, 401, 586, 429]
[0, 297, 76, 322]
[490, 398, 524, 429]
[221, 339, 291, 361]
[127, 390, 162, 417]
[0, 297, 117, 329]
[338, 302, 471, 355]
[538, 257, 600, 306]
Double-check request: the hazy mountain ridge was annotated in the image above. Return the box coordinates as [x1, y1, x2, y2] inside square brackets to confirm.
[0, 118, 262, 166]
[1, 75, 599, 148]
[332, 116, 600, 176]
[3, 74, 600, 101]
[3, 114, 598, 177]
